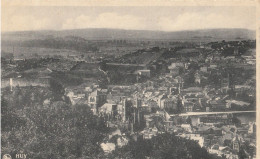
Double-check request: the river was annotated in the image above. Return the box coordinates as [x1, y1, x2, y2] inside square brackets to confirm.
[190, 112, 256, 126]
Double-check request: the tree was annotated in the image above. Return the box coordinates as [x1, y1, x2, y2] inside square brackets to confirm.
[1, 100, 109, 158]
[49, 78, 64, 100]
[1, 96, 26, 132]
[232, 116, 241, 126]
[108, 133, 221, 159]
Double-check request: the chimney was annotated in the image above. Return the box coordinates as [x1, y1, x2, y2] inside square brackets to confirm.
[122, 99, 126, 122]
[10, 78, 13, 91]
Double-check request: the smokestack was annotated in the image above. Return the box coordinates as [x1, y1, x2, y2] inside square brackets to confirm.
[122, 99, 126, 122]
[10, 78, 13, 91]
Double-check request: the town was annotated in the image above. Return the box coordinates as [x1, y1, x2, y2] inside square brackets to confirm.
[2, 35, 256, 158]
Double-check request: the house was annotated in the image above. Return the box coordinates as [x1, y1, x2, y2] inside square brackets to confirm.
[117, 136, 129, 148]
[100, 142, 116, 153]
[190, 134, 205, 147]
[225, 153, 239, 159]
[159, 97, 177, 110]
[199, 114, 233, 125]
[109, 129, 122, 139]
[210, 100, 226, 111]
[66, 91, 87, 105]
[179, 133, 205, 147]
[168, 63, 184, 76]
[236, 128, 248, 135]
[248, 122, 256, 134]
[194, 72, 201, 85]
[168, 67, 180, 76]
[168, 63, 184, 69]
[182, 100, 194, 112]
[136, 69, 151, 77]
[208, 144, 222, 156]
[200, 66, 208, 73]
[209, 64, 217, 69]
[141, 126, 159, 139]
[182, 87, 203, 94]
[155, 94, 166, 107]
[226, 100, 250, 109]
[181, 124, 193, 133]
[84, 87, 93, 93]
[209, 144, 238, 158]
[234, 85, 251, 92]
[232, 136, 240, 152]
[43, 99, 51, 106]
[99, 103, 117, 117]
[183, 93, 204, 103]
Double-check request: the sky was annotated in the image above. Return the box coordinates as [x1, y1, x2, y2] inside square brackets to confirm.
[2, 6, 256, 32]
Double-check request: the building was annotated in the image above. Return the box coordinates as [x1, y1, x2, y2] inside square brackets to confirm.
[200, 66, 208, 73]
[232, 136, 240, 152]
[134, 98, 142, 108]
[118, 99, 132, 122]
[168, 63, 185, 76]
[182, 87, 203, 94]
[137, 70, 151, 77]
[248, 122, 256, 134]
[88, 90, 107, 114]
[226, 100, 250, 109]
[198, 114, 233, 125]
[100, 142, 115, 153]
[181, 124, 193, 133]
[141, 127, 158, 139]
[182, 100, 194, 112]
[194, 72, 201, 85]
[99, 103, 117, 118]
[161, 98, 177, 111]
[210, 100, 226, 111]
[186, 134, 205, 147]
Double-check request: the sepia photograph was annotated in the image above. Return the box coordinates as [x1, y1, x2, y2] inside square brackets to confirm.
[1, 1, 258, 159]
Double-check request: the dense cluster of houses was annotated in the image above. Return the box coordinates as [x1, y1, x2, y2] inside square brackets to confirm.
[61, 41, 255, 158]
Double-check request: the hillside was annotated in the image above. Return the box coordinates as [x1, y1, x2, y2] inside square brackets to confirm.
[2, 28, 255, 41]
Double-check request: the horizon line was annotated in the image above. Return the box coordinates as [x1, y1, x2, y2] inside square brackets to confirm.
[2, 27, 256, 34]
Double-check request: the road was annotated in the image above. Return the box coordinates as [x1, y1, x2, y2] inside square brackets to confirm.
[106, 63, 146, 67]
[169, 110, 256, 117]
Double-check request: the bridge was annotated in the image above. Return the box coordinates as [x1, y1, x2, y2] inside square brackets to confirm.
[169, 111, 256, 117]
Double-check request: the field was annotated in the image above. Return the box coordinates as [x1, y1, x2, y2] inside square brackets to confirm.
[1, 46, 81, 59]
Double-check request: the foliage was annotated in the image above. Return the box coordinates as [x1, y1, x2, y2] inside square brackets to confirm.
[1, 97, 26, 132]
[49, 78, 65, 100]
[1, 98, 109, 158]
[107, 133, 220, 159]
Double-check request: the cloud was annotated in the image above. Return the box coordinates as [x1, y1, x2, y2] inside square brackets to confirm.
[2, 7, 255, 32]
[158, 12, 255, 31]
[62, 12, 146, 30]
[2, 15, 53, 32]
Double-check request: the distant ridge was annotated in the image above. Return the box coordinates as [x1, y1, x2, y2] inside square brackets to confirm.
[2, 28, 255, 41]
